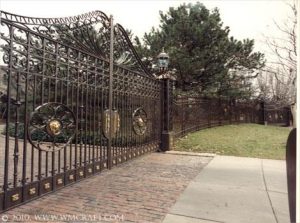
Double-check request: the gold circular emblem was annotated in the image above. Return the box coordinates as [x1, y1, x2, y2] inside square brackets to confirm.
[47, 120, 62, 136]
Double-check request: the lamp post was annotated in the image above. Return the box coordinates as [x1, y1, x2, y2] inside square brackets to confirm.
[156, 49, 174, 151]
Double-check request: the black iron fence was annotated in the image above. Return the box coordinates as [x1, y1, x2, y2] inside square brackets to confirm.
[263, 103, 292, 126]
[172, 96, 291, 138]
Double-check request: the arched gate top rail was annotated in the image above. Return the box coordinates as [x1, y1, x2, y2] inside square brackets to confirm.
[0, 10, 151, 76]
[0, 10, 109, 25]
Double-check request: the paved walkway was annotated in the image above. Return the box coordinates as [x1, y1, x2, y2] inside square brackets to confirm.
[1, 153, 212, 223]
[0, 154, 289, 223]
[163, 156, 289, 223]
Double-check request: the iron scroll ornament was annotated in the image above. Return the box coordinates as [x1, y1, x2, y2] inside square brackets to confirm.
[28, 103, 76, 152]
[132, 108, 147, 135]
[0, 10, 150, 75]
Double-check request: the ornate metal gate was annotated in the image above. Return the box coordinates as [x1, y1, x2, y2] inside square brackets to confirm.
[0, 11, 162, 211]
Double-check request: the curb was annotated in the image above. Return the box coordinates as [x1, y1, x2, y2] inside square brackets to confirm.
[165, 151, 216, 157]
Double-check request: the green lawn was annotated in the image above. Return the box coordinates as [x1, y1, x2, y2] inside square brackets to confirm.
[174, 124, 291, 160]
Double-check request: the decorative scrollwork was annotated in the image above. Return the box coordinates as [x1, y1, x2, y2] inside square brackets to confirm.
[28, 103, 76, 152]
[132, 108, 147, 135]
[1, 10, 108, 26]
[0, 10, 150, 75]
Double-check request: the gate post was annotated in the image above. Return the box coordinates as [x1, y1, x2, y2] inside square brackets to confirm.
[284, 106, 291, 127]
[160, 76, 174, 151]
[229, 99, 232, 124]
[259, 101, 265, 125]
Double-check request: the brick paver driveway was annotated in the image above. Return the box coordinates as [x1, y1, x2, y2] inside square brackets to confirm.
[2, 153, 211, 223]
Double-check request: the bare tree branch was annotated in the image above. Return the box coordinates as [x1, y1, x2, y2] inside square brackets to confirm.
[258, 0, 297, 106]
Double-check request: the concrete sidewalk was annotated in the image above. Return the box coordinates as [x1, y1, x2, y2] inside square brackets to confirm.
[163, 156, 289, 223]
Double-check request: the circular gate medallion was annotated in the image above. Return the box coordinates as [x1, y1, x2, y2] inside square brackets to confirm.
[28, 102, 76, 152]
[132, 108, 147, 135]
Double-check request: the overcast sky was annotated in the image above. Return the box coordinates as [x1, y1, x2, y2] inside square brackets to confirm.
[0, 0, 293, 62]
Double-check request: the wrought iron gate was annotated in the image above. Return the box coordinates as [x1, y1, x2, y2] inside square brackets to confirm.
[0, 11, 162, 211]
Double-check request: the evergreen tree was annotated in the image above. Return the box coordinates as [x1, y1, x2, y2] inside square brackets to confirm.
[135, 2, 265, 98]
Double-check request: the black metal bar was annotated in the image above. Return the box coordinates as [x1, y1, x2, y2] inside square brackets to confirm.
[79, 59, 84, 167]
[125, 92, 129, 160]
[107, 15, 114, 169]
[99, 88, 104, 164]
[83, 56, 88, 169]
[54, 42, 60, 177]
[45, 152, 49, 177]
[92, 58, 97, 167]
[51, 149, 55, 183]
[84, 57, 88, 171]
[69, 48, 73, 171]
[38, 36, 45, 188]
[130, 88, 133, 159]
[122, 91, 126, 162]
[64, 47, 70, 174]
[138, 94, 142, 153]
[3, 26, 14, 196]
[88, 78, 91, 165]
[75, 51, 81, 171]
[31, 66, 37, 182]
[13, 71, 20, 188]
[21, 32, 31, 188]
